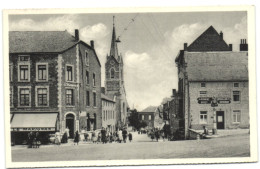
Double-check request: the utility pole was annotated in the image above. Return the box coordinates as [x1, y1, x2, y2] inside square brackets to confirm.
[211, 97, 218, 135]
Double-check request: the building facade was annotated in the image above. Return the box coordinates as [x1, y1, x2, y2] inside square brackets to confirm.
[175, 26, 249, 138]
[139, 106, 157, 129]
[101, 93, 117, 132]
[105, 22, 129, 129]
[9, 30, 102, 144]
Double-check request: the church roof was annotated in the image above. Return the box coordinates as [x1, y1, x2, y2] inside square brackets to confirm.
[187, 26, 230, 52]
[110, 24, 119, 60]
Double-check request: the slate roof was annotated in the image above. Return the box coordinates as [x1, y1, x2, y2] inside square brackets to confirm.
[101, 93, 115, 102]
[141, 106, 157, 112]
[187, 26, 230, 52]
[185, 52, 248, 81]
[9, 31, 79, 53]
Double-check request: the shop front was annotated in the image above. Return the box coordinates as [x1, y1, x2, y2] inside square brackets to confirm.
[11, 112, 58, 145]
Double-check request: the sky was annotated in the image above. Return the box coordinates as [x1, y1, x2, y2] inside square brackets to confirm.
[9, 11, 247, 111]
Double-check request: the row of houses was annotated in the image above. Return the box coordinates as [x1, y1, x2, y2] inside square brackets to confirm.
[162, 26, 249, 139]
[9, 23, 129, 144]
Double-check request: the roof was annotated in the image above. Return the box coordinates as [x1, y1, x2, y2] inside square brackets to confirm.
[187, 26, 230, 52]
[101, 93, 115, 102]
[9, 31, 79, 53]
[141, 106, 157, 112]
[185, 52, 248, 81]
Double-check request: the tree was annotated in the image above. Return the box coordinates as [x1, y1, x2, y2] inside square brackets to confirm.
[128, 109, 147, 130]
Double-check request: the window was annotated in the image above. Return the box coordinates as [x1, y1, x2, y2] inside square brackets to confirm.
[201, 82, 206, 87]
[200, 111, 207, 124]
[20, 88, 30, 106]
[93, 92, 96, 107]
[233, 110, 241, 123]
[234, 83, 239, 88]
[19, 55, 29, 61]
[233, 91, 240, 101]
[37, 64, 47, 81]
[85, 51, 89, 66]
[66, 66, 73, 81]
[103, 110, 105, 121]
[142, 115, 144, 120]
[93, 73, 96, 86]
[86, 71, 89, 84]
[148, 115, 151, 120]
[86, 91, 90, 106]
[20, 65, 29, 80]
[37, 88, 48, 106]
[66, 89, 74, 105]
[111, 68, 115, 79]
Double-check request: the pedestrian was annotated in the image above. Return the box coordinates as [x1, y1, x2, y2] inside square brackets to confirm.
[92, 131, 97, 143]
[118, 129, 123, 143]
[150, 131, 155, 141]
[128, 132, 133, 142]
[27, 131, 33, 148]
[155, 129, 160, 142]
[55, 131, 61, 145]
[98, 132, 101, 143]
[161, 131, 165, 141]
[84, 132, 89, 142]
[74, 130, 79, 145]
[101, 127, 107, 144]
[35, 132, 41, 148]
[61, 131, 68, 143]
[65, 127, 70, 138]
[122, 128, 128, 143]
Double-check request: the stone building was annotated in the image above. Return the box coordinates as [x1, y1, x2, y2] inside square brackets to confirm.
[154, 105, 164, 129]
[175, 26, 249, 138]
[9, 30, 102, 144]
[105, 22, 129, 129]
[101, 93, 117, 132]
[139, 106, 156, 129]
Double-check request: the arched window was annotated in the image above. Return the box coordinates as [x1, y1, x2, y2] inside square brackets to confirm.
[110, 68, 115, 79]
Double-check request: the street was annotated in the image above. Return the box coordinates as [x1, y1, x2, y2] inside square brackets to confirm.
[11, 132, 250, 162]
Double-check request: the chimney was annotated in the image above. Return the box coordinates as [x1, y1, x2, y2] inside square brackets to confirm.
[240, 39, 248, 51]
[229, 44, 232, 51]
[90, 40, 94, 49]
[220, 31, 223, 40]
[75, 29, 79, 41]
[184, 43, 188, 51]
[172, 89, 177, 97]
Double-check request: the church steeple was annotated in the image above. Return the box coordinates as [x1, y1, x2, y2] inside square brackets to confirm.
[110, 16, 119, 60]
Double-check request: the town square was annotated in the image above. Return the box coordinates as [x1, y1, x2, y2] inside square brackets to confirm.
[5, 8, 255, 166]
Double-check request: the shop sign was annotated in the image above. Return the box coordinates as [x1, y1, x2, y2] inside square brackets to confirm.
[197, 97, 211, 104]
[11, 127, 55, 131]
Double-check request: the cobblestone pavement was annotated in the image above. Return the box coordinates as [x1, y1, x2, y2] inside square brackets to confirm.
[11, 131, 250, 162]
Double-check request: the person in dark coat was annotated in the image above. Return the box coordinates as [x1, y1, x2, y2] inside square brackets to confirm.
[27, 132, 33, 148]
[74, 130, 79, 145]
[122, 129, 128, 143]
[155, 129, 160, 142]
[101, 128, 107, 144]
[128, 132, 133, 142]
[62, 132, 68, 143]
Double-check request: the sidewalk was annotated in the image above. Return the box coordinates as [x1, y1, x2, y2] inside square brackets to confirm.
[197, 128, 250, 139]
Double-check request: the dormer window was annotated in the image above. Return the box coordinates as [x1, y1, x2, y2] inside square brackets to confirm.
[234, 83, 239, 88]
[19, 55, 29, 61]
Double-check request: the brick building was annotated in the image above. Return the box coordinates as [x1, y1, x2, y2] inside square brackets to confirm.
[9, 30, 102, 144]
[175, 26, 249, 138]
[101, 93, 117, 132]
[105, 22, 129, 129]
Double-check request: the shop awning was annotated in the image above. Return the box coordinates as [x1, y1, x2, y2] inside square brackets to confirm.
[11, 113, 57, 132]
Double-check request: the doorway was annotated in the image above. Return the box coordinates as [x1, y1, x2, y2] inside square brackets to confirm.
[66, 114, 75, 138]
[216, 111, 225, 129]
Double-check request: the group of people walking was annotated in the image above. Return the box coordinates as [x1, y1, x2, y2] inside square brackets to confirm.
[27, 131, 41, 148]
[148, 128, 166, 142]
[84, 128, 133, 144]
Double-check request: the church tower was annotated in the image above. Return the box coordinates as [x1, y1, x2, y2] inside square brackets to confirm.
[105, 16, 128, 128]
